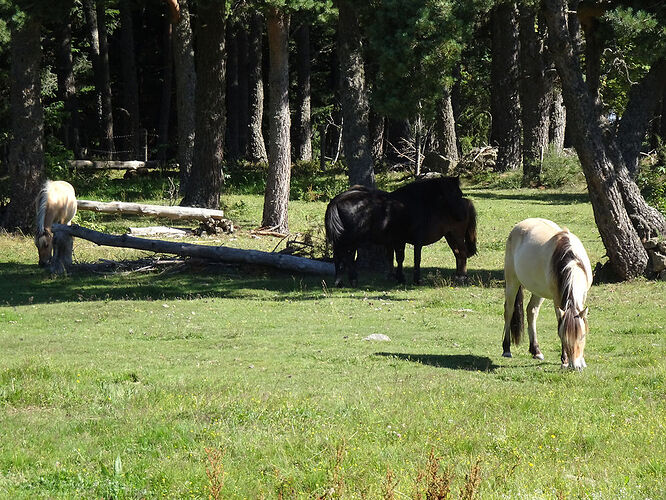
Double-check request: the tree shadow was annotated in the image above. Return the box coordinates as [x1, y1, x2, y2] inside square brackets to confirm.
[469, 190, 589, 205]
[375, 352, 499, 372]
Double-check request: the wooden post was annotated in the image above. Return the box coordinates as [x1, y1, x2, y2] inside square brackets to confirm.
[141, 127, 148, 161]
[50, 230, 73, 274]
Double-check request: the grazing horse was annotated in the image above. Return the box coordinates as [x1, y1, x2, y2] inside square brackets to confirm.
[325, 176, 477, 286]
[502, 218, 592, 370]
[35, 180, 77, 267]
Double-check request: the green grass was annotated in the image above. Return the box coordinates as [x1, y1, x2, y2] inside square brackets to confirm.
[0, 177, 665, 499]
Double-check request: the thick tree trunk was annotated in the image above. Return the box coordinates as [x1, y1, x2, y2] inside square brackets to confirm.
[262, 7, 292, 233]
[237, 24, 249, 157]
[337, 0, 375, 187]
[158, 19, 173, 163]
[490, 1, 522, 171]
[247, 12, 268, 164]
[369, 110, 385, 165]
[96, 0, 114, 159]
[616, 58, 666, 177]
[82, 0, 102, 138]
[172, 0, 196, 193]
[225, 19, 240, 161]
[435, 87, 459, 163]
[550, 80, 566, 152]
[54, 6, 81, 157]
[519, 6, 552, 185]
[2, 16, 44, 232]
[543, 0, 663, 279]
[119, 0, 141, 160]
[181, 0, 226, 208]
[294, 22, 313, 162]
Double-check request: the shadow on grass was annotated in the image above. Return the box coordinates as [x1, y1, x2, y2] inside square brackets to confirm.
[469, 190, 589, 205]
[0, 260, 505, 307]
[375, 352, 499, 372]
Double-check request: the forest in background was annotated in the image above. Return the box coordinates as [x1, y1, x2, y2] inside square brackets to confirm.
[0, 0, 665, 279]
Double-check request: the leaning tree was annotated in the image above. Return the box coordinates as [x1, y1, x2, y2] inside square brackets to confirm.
[543, 0, 666, 280]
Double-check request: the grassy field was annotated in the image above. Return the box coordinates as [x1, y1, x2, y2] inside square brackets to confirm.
[0, 174, 665, 499]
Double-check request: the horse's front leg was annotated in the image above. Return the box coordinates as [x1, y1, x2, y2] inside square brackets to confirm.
[394, 243, 406, 284]
[445, 234, 468, 278]
[527, 294, 545, 360]
[413, 245, 422, 284]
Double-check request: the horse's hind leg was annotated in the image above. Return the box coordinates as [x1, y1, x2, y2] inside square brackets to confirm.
[345, 247, 358, 287]
[502, 275, 523, 358]
[527, 294, 545, 360]
[445, 234, 468, 278]
[333, 247, 345, 287]
[413, 245, 422, 284]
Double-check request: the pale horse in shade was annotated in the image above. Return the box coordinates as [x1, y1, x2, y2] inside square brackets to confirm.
[34, 180, 77, 267]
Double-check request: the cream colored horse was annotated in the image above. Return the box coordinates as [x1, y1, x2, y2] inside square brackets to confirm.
[502, 218, 592, 370]
[35, 180, 77, 267]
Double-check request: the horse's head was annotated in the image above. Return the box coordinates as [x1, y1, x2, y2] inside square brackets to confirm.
[557, 305, 589, 371]
[35, 228, 54, 267]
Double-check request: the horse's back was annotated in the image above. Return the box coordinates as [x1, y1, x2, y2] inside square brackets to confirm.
[506, 218, 564, 299]
[44, 180, 77, 225]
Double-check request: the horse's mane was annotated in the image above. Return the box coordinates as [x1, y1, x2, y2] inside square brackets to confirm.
[35, 180, 51, 236]
[552, 231, 587, 343]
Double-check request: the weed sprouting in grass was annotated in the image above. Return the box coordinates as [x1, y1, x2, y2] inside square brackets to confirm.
[459, 459, 482, 500]
[204, 447, 225, 500]
[412, 448, 452, 500]
[382, 467, 398, 500]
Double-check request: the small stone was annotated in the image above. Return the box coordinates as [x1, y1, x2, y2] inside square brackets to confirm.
[363, 333, 391, 342]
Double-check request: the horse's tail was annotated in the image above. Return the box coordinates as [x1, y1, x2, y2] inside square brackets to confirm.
[35, 180, 50, 236]
[510, 285, 524, 345]
[464, 198, 477, 257]
[324, 200, 345, 245]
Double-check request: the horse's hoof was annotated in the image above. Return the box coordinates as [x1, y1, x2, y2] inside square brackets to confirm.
[533, 353, 545, 360]
[560, 362, 569, 369]
[502, 352, 512, 358]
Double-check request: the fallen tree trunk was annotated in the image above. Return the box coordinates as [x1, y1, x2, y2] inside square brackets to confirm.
[51, 223, 334, 276]
[70, 160, 159, 170]
[77, 199, 226, 221]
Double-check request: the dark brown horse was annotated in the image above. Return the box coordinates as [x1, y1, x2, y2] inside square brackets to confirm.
[325, 176, 477, 286]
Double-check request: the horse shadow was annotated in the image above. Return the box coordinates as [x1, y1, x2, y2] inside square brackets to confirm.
[375, 352, 499, 372]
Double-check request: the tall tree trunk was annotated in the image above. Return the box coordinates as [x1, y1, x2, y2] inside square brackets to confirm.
[181, 0, 226, 209]
[82, 0, 102, 143]
[237, 22, 249, 158]
[226, 19, 240, 161]
[2, 16, 44, 232]
[435, 87, 459, 163]
[369, 110, 385, 165]
[262, 7, 291, 233]
[490, 1, 522, 171]
[96, 0, 114, 159]
[172, 0, 196, 193]
[616, 58, 666, 177]
[247, 12, 268, 164]
[550, 80, 566, 152]
[337, 0, 375, 187]
[119, 0, 141, 160]
[294, 22, 312, 163]
[158, 19, 173, 163]
[54, 4, 81, 158]
[518, 7, 552, 185]
[543, 0, 666, 279]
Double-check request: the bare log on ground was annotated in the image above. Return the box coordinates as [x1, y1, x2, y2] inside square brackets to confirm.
[128, 226, 192, 237]
[70, 160, 159, 170]
[77, 199, 226, 221]
[51, 223, 335, 276]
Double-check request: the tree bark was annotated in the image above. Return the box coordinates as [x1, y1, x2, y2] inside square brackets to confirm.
[96, 0, 114, 159]
[337, 0, 375, 187]
[119, 0, 141, 160]
[2, 16, 45, 232]
[550, 80, 566, 152]
[543, 0, 664, 279]
[435, 87, 459, 163]
[490, 1, 522, 171]
[369, 110, 385, 165]
[262, 7, 292, 233]
[237, 22, 249, 158]
[181, 0, 226, 208]
[158, 19, 173, 163]
[519, 6, 552, 185]
[247, 12, 268, 163]
[52, 224, 334, 276]
[616, 58, 666, 177]
[172, 0, 196, 193]
[54, 4, 81, 158]
[225, 18, 240, 161]
[82, 0, 102, 140]
[294, 21, 313, 162]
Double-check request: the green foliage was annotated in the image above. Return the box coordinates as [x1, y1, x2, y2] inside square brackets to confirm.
[636, 142, 666, 215]
[539, 148, 586, 189]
